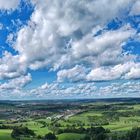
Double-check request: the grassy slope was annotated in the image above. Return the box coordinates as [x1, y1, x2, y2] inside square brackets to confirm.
[0, 129, 14, 140]
[58, 133, 85, 140]
[1, 103, 140, 139]
[23, 121, 51, 136]
[60, 104, 140, 131]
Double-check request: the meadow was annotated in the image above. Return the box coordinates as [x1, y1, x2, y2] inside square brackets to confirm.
[0, 99, 140, 139]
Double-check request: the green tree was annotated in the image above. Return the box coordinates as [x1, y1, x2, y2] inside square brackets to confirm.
[44, 132, 57, 140]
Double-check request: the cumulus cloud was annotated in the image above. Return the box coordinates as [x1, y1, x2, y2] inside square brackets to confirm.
[130, 1, 140, 16]
[1, 0, 140, 99]
[0, 73, 32, 90]
[0, 52, 27, 80]
[57, 65, 86, 82]
[0, 0, 20, 10]
[30, 82, 97, 98]
[71, 24, 135, 66]
[21, 81, 140, 99]
[0, 80, 140, 99]
[56, 62, 140, 82]
[98, 81, 140, 97]
[125, 66, 140, 79]
[13, 0, 136, 71]
[86, 62, 140, 81]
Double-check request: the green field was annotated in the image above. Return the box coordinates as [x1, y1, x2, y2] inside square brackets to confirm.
[0, 100, 140, 140]
[0, 129, 14, 140]
[58, 133, 85, 140]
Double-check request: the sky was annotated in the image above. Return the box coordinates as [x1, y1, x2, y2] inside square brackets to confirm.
[0, 0, 140, 100]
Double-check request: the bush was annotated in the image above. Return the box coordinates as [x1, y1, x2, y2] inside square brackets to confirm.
[11, 126, 35, 138]
[44, 132, 57, 140]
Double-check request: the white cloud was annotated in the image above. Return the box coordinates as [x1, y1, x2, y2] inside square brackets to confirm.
[0, 0, 20, 10]
[56, 62, 140, 82]
[0, 80, 140, 99]
[86, 62, 140, 81]
[30, 82, 97, 98]
[71, 24, 135, 64]
[24, 80, 140, 99]
[98, 81, 140, 97]
[13, 0, 136, 71]
[0, 52, 27, 80]
[125, 65, 140, 79]
[57, 65, 86, 82]
[1, 0, 140, 99]
[130, 1, 140, 16]
[0, 73, 32, 90]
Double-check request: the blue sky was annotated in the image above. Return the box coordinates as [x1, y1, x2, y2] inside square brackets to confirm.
[0, 0, 140, 99]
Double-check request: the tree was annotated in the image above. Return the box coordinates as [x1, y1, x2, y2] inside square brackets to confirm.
[83, 135, 90, 140]
[11, 127, 35, 138]
[44, 132, 57, 140]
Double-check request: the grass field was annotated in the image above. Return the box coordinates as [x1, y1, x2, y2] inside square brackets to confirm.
[1, 101, 140, 139]
[0, 129, 14, 140]
[58, 104, 140, 132]
[23, 121, 51, 136]
[58, 133, 85, 140]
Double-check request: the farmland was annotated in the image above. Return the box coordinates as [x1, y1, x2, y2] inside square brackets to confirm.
[0, 98, 140, 139]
